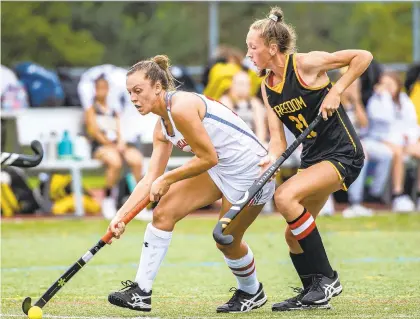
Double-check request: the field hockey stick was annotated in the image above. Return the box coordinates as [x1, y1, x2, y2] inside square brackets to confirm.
[213, 114, 323, 245]
[22, 196, 151, 315]
[1, 140, 43, 168]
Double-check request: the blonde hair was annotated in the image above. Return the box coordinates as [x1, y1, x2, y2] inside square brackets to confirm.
[250, 7, 296, 55]
[127, 55, 176, 91]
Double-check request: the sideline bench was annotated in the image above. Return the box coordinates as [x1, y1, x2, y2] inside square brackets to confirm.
[2, 107, 191, 216]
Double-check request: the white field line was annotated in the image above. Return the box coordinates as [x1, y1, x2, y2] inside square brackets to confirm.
[1, 314, 419, 319]
[3, 295, 420, 300]
[0, 316, 161, 319]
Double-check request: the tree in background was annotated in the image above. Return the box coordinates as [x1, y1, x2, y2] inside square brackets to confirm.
[70, 2, 209, 66]
[1, 2, 104, 67]
[350, 3, 412, 63]
[218, 2, 412, 61]
[1, 2, 414, 68]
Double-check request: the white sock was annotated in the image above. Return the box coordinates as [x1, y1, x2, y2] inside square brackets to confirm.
[224, 246, 260, 294]
[135, 223, 172, 292]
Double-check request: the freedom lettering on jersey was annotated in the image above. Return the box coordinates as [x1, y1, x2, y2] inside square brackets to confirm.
[272, 96, 307, 117]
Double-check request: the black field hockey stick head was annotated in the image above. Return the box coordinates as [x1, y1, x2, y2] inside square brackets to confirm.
[30, 140, 44, 158]
[22, 297, 32, 314]
[1, 140, 44, 168]
[213, 114, 323, 245]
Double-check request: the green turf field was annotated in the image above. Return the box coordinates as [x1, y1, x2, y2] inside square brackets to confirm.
[2, 214, 420, 318]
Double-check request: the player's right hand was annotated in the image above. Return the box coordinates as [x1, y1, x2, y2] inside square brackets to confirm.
[107, 217, 126, 245]
[258, 155, 278, 180]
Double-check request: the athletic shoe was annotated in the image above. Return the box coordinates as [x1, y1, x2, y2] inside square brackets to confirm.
[342, 204, 373, 218]
[318, 195, 335, 216]
[102, 197, 117, 220]
[301, 271, 342, 305]
[108, 280, 151, 312]
[393, 195, 415, 213]
[272, 287, 331, 311]
[134, 207, 153, 221]
[216, 283, 267, 313]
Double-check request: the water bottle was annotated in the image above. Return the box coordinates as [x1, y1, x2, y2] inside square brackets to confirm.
[73, 134, 91, 161]
[125, 173, 137, 193]
[39, 133, 48, 160]
[57, 130, 73, 160]
[47, 131, 58, 161]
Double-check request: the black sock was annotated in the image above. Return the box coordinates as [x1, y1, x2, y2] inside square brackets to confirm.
[289, 252, 313, 289]
[288, 208, 334, 278]
[105, 187, 112, 197]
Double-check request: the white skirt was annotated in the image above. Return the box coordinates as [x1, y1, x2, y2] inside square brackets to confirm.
[207, 148, 275, 206]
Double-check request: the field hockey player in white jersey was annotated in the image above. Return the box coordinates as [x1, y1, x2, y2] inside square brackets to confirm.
[107, 55, 275, 313]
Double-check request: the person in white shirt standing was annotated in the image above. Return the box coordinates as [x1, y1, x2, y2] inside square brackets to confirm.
[366, 71, 420, 212]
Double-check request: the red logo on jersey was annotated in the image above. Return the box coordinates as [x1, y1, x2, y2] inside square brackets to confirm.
[176, 139, 189, 150]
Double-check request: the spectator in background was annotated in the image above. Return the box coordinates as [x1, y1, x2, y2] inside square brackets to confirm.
[203, 45, 261, 100]
[85, 75, 143, 219]
[340, 74, 393, 217]
[219, 70, 266, 142]
[367, 71, 420, 212]
[78, 64, 124, 111]
[319, 71, 393, 217]
[360, 59, 383, 107]
[202, 45, 243, 89]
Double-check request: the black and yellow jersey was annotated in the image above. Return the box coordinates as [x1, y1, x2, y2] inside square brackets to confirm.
[264, 53, 364, 170]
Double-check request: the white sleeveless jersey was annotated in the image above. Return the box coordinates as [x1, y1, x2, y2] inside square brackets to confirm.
[159, 91, 274, 205]
[160, 92, 267, 159]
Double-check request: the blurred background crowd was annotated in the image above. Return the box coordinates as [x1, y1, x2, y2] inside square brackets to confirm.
[1, 1, 420, 219]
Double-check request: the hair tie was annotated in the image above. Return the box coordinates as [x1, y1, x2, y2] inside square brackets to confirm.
[269, 14, 278, 22]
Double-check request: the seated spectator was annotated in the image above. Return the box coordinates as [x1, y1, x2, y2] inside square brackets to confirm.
[202, 45, 243, 90]
[367, 71, 420, 212]
[319, 72, 393, 217]
[219, 70, 266, 142]
[85, 75, 143, 219]
[360, 59, 383, 106]
[203, 45, 261, 100]
[340, 75, 393, 217]
[78, 64, 150, 151]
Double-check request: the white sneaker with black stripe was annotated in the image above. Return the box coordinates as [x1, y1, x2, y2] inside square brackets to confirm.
[216, 283, 267, 313]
